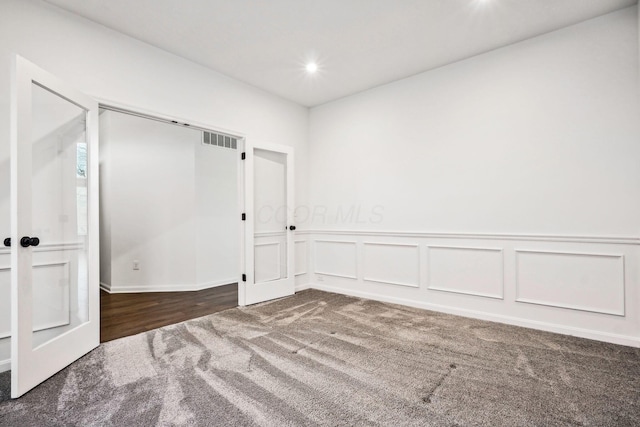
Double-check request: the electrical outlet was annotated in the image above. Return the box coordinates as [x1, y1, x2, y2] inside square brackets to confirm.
[133, 260, 140, 270]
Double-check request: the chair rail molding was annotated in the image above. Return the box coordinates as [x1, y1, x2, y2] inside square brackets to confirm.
[295, 229, 640, 245]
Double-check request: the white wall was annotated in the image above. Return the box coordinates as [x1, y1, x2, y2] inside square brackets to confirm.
[304, 7, 640, 346]
[195, 132, 240, 288]
[0, 0, 308, 370]
[308, 7, 639, 235]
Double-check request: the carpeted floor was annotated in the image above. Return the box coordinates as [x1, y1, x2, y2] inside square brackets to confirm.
[1, 289, 639, 426]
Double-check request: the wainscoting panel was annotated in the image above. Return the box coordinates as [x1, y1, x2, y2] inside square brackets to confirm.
[515, 250, 625, 316]
[0, 260, 71, 339]
[363, 242, 419, 287]
[427, 246, 504, 299]
[298, 230, 640, 347]
[32, 261, 71, 332]
[0, 264, 9, 338]
[314, 240, 358, 279]
[295, 240, 307, 276]
[254, 242, 281, 283]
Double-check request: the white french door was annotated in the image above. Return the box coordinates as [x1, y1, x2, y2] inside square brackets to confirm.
[241, 141, 295, 306]
[10, 56, 99, 398]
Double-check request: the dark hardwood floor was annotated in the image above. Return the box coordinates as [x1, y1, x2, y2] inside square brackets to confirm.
[100, 283, 238, 343]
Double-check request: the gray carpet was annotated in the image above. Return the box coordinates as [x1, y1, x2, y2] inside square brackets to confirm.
[1, 289, 639, 426]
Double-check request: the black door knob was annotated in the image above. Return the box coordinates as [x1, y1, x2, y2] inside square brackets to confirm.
[20, 236, 40, 248]
[3, 238, 10, 247]
[289, 225, 296, 231]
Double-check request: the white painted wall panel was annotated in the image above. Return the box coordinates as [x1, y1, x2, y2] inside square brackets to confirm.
[0, 258, 73, 339]
[516, 250, 625, 316]
[363, 243, 419, 287]
[106, 111, 198, 290]
[254, 242, 281, 283]
[31, 262, 71, 333]
[315, 241, 357, 279]
[295, 240, 308, 276]
[427, 246, 503, 299]
[0, 263, 9, 337]
[195, 136, 239, 288]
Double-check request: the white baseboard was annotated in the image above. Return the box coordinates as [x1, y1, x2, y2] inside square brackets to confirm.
[307, 282, 640, 348]
[0, 358, 9, 373]
[101, 277, 238, 294]
[295, 283, 312, 292]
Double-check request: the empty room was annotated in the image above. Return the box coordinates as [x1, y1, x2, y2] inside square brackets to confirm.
[1, 0, 639, 426]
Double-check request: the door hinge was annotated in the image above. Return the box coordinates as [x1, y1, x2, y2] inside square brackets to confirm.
[242, 274, 247, 282]
[241, 213, 246, 221]
[241, 152, 246, 160]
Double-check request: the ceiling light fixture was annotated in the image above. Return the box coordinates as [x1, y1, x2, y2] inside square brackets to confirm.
[306, 62, 318, 74]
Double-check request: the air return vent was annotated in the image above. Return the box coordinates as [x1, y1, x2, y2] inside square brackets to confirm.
[203, 131, 237, 150]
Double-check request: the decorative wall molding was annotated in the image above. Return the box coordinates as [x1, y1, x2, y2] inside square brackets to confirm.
[295, 229, 640, 245]
[0, 265, 10, 339]
[1, 260, 72, 339]
[31, 260, 72, 334]
[255, 231, 287, 238]
[314, 240, 358, 279]
[0, 359, 9, 374]
[362, 242, 420, 288]
[101, 277, 238, 294]
[426, 245, 504, 300]
[515, 249, 625, 316]
[33, 241, 85, 252]
[294, 240, 308, 276]
[0, 240, 85, 256]
[254, 241, 282, 283]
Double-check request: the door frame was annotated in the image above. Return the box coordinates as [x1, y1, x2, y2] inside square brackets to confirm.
[95, 100, 248, 300]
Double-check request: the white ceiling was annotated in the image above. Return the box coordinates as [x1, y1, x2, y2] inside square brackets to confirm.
[44, 0, 637, 107]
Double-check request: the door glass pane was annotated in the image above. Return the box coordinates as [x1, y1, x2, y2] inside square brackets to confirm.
[254, 149, 288, 283]
[31, 83, 89, 349]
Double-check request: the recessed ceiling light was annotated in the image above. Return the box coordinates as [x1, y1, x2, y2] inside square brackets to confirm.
[306, 62, 318, 74]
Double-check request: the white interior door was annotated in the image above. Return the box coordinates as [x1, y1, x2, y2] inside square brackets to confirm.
[241, 141, 294, 306]
[10, 56, 99, 398]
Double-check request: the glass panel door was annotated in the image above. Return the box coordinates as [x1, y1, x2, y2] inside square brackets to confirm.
[11, 56, 99, 398]
[241, 142, 294, 306]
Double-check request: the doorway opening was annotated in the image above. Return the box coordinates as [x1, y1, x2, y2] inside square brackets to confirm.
[97, 106, 243, 342]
